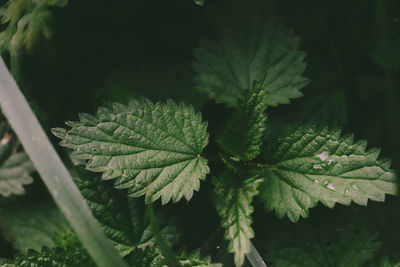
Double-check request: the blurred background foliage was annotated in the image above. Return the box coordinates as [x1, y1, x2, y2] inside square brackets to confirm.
[0, 0, 400, 265]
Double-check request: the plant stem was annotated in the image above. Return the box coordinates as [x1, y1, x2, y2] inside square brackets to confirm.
[147, 203, 182, 267]
[0, 57, 127, 267]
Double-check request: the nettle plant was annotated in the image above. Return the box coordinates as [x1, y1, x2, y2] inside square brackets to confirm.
[0, 0, 398, 267]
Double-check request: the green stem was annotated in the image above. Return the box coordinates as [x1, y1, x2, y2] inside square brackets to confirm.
[147, 203, 182, 267]
[0, 57, 127, 267]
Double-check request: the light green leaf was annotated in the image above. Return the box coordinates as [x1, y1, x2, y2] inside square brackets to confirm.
[213, 171, 262, 267]
[258, 125, 397, 222]
[216, 78, 268, 161]
[52, 99, 209, 204]
[0, 129, 34, 197]
[192, 0, 205, 6]
[75, 167, 178, 256]
[192, 0, 308, 107]
[0, 202, 69, 253]
[0, 0, 67, 54]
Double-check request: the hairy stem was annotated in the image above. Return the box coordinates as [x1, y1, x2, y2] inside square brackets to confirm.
[0, 57, 127, 267]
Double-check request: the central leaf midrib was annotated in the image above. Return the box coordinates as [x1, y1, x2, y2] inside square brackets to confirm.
[70, 132, 198, 157]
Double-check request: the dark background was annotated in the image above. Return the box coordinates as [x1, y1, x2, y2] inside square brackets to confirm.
[1, 0, 400, 265]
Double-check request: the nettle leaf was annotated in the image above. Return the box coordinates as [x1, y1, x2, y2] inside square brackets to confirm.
[216, 78, 268, 161]
[264, 212, 381, 267]
[258, 125, 397, 222]
[127, 248, 221, 267]
[0, 131, 34, 197]
[75, 167, 178, 256]
[0, 246, 95, 267]
[52, 99, 209, 204]
[213, 171, 262, 267]
[192, 0, 309, 107]
[0, 202, 69, 253]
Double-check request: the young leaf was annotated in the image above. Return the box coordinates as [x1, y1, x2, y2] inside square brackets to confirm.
[216, 78, 268, 161]
[0, 137, 34, 196]
[0, 246, 95, 267]
[192, 0, 309, 107]
[258, 125, 397, 222]
[0, 201, 69, 253]
[264, 211, 381, 266]
[213, 171, 262, 267]
[75, 167, 178, 256]
[52, 99, 209, 204]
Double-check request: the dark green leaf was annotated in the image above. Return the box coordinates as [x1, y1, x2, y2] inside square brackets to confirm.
[213, 171, 262, 266]
[52, 99, 209, 204]
[258, 125, 397, 222]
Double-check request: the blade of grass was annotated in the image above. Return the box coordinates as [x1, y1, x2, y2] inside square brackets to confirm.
[0, 57, 127, 267]
[246, 241, 267, 267]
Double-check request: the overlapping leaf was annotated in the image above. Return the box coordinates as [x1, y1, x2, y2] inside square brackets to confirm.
[264, 211, 381, 267]
[257, 125, 397, 222]
[75, 167, 178, 256]
[213, 171, 262, 266]
[52, 99, 209, 204]
[192, 0, 309, 107]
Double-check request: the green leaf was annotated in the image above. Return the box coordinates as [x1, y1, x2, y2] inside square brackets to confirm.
[0, 201, 70, 253]
[18, 5, 52, 52]
[192, 0, 308, 107]
[0, 246, 95, 267]
[0, 0, 67, 54]
[213, 171, 262, 267]
[216, 78, 268, 161]
[127, 248, 221, 267]
[0, 130, 34, 196]
[192, 0, 205, 6]
[374, 257, 400, 267]
[52, 99, 209, 204]
[264, 211, 381, 267]
[177, 251, 222, 267]
[75, 167, 178, 257]
[258, 125, 397, 222]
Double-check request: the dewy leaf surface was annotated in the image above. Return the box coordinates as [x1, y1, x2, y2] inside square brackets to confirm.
[52, 98, 209, 204]
[213, 172, 262, 267]
[75, 168, 178, 257]
[258, 126, 397, 222]
[216, 78, 268, 161]
[192, 0, 309, 107]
